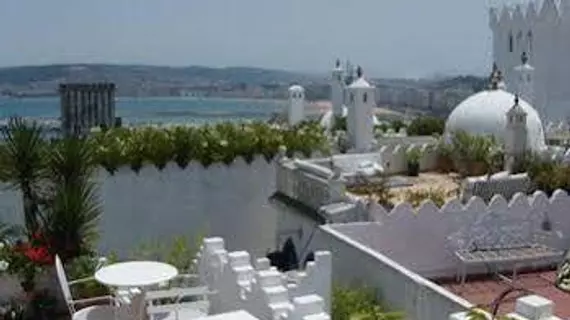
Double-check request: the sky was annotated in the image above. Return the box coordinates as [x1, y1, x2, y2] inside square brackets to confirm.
[0, 0, 530, 78]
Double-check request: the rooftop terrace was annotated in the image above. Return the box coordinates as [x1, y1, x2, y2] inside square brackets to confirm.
[439, 270, 570, 318]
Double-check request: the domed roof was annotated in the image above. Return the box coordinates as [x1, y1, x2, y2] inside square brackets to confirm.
[445, 89, 546, 151]
[288, 85, 305, 93]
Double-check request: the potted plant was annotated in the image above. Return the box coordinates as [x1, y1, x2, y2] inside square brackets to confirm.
[406, 148, 422, 177]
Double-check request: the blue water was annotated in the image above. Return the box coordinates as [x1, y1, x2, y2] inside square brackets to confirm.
[0, 96, 285, 126]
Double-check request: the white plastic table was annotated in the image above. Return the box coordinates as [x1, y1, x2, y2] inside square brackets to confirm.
[95, 261, 178, 288]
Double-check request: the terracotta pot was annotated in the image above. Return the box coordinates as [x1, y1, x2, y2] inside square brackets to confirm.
[436, 154, 453, 173]
[467, 161, 487, 176]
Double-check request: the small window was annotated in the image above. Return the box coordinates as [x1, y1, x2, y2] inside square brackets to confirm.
[509, 33, 514, 53]
[527, 30, 533, 52]
[350, 93, 355, 103]
[516, 31, 523, 49]
[363, 92, 368, 103]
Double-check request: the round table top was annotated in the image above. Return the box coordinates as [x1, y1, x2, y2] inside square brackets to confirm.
[95, 261, 178, 287]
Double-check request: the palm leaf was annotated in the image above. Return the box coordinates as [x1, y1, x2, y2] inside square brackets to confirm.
[42, 181, 102, 262]
[0, 117, 46, 235]
[45, 137, 96, 187]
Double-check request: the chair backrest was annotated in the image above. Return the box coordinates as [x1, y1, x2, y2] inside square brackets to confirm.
[54, 255, 74, 312]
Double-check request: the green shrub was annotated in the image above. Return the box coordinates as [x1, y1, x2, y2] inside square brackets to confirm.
[332, 116, 347, 132]
[129, 234, 202, 272]
[407, 116, 445, 136]
[332, 285, 404, 320]
[404, 188, 448, 208]
[66, 254, 118, 299]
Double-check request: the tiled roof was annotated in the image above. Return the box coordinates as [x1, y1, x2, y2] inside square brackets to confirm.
[438, 270, 570, 317]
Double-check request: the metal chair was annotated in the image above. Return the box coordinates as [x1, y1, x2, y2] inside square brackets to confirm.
[55, 255, 131, 320]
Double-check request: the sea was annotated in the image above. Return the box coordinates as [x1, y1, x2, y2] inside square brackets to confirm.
[0, 96, 286, 127]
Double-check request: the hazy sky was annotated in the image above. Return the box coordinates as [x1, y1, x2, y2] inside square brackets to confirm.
[0, 0, 529, 78]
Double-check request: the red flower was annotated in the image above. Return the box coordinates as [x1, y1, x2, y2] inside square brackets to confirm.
[24, 246, 53, 265]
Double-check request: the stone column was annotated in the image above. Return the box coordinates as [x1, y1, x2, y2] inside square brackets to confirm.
[87, 86, 93, 128]
[108, 84, 116, 126]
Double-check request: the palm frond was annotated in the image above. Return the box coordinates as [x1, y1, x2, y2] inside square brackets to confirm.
[42, 181, 102, 262]
[0, 117, 46, 234]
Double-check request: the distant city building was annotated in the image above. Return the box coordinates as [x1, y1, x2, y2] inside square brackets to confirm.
[59, 83, 117, 136]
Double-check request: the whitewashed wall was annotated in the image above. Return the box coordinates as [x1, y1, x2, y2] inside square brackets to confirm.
[490, 1, 570, 122]
[310, 225, 472, 320]
[379, 143, 437, 174]
[196, 237, 331, 320]
[331, 190, 570, 279]
[0, 156, 284, 258]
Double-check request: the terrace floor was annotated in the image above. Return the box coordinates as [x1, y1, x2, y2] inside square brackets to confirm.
[348, 172, 461, 206]
[437, 270, 570, 317]
[389, 172, 460, 204]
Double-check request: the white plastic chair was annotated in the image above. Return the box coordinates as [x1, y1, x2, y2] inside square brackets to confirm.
[55, 255, 127, 320]
[145, 286, 216, 320]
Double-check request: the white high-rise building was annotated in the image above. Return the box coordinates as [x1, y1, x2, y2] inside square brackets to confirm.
[489, 0, 570, 122]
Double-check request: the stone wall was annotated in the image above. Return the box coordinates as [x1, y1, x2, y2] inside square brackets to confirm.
[196, 237, 331, 320]
[461, 172, 532, 203]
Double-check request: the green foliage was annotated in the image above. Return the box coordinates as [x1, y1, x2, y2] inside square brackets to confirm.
[525, 156, 570, 196]
[389, 120, 406, 133]
[406, 116, 445, 136]
[90, 121, 328, 172]
[65, 254, 117, 299]
[41, 181, 101, 261]
[332, 116, 347, 132]
[405, 148, 422, 165]
[129, 234, 202, 272]
[348, 177, 393, 208]
[403, 188, 449, 208]
[332, 286, 404, 320]
[0, 118, 47, 236]
[447, 130, 501, 177]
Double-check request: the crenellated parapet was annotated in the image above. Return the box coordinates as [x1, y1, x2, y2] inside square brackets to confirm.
[490, 0, 563, 31]
[195, 237, 332, 320]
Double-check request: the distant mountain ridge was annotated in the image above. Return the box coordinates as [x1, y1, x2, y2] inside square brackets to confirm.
[0, 63, 485, 101]
[0, 64, 320, 86]
[0, 64, 324, 97]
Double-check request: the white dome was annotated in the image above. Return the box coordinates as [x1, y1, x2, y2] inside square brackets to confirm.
[445, 89, 546, 151]
[288, 85, 305, 93]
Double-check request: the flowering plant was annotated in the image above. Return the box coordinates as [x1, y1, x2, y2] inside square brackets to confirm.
[0, 232, 54, 292]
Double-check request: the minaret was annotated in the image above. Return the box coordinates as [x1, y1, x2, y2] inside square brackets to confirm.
[288, 85, 305, 126]
[346, 66, 375, 151]
[514, 51, 535, 107]
[331, 59, 344, 118]
[505, 94, 528, 173]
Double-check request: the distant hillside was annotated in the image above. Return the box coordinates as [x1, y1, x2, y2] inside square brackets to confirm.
[0, 64, 321, 97]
